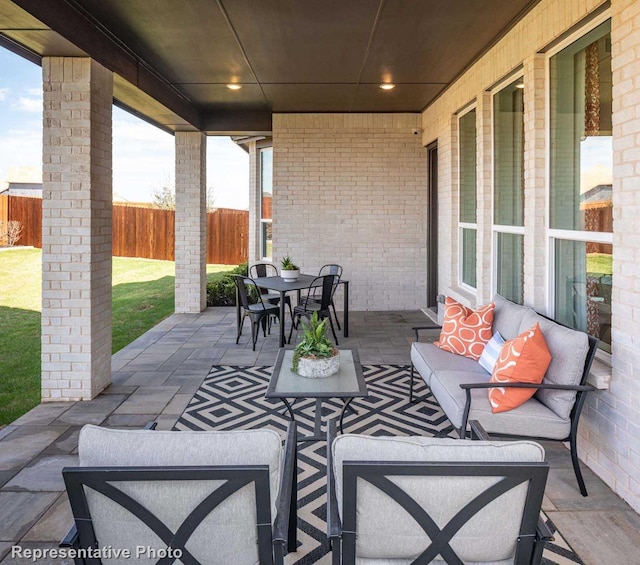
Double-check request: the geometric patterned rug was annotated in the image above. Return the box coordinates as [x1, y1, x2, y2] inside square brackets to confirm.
[174, 365, 584, 565]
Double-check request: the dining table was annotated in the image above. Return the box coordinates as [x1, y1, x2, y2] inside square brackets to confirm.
[245, 274, 349, 348]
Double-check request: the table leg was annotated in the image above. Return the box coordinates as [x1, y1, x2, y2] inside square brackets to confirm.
[313, 398, 323, 439]
[343, 281, 349, 337]
[339, 398, 355, 433]
[281, 398, 295, 421]
[279, 290, 286, 347]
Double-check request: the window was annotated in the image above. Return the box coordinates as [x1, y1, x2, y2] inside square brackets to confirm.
[260, 147, 273, 260]
[493, 78, 524, 303]
[459, 109, 477, 288]
[549, 20, 612, 352]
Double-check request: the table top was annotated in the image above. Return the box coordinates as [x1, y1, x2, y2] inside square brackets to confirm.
[252, 274, 348, 292]
[266, 348, 367, 399]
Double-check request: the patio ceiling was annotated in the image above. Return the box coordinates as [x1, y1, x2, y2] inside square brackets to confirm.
[1, 0, 541, 133]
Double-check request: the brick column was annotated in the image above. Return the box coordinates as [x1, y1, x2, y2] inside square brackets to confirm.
[476, 92, 493, 305]
[41, 58, 113, 401]
[522, 54, 547, 311]
[175, 131, 207, 313]
[247, 140, 261, 264]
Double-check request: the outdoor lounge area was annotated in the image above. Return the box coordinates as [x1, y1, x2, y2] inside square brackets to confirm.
[2, 0, 640, 563]
[1, 309, 640, 564]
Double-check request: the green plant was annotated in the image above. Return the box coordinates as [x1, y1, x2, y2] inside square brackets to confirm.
[206, 263, 249, 306]
[281, 256, 299, 271]
[292, 312, 337, 372]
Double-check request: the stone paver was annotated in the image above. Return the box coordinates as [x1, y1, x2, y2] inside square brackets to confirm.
[0, 307, 638, 561]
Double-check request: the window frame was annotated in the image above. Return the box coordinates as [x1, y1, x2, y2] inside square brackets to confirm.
[457, 105, 478, 292]
[545, 13, 613, 358]
[258, 146, 273, 261]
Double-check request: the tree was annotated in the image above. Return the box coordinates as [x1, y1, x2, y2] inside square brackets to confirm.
[151, 182, 216, 212]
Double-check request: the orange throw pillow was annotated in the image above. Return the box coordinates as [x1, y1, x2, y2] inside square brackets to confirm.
[434, 297, 495, 361]
[488, 323, 552, 413]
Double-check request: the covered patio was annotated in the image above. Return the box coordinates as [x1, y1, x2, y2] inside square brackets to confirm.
[1, 310, 639, 564]
[1, 0, 640, 562]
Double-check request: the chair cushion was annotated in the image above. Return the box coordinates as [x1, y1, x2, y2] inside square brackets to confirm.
[429, 370, 571, 439]
[434, 297, 495, 361]
[478, 331, 505, 374]
[491, 294, 531, 340]
[488, 323, 552, 413]
[78, 426, 283, 564]
[332, 434, 544, 562]
[519, 310, 589, 420]
[411, 342, 488, 387]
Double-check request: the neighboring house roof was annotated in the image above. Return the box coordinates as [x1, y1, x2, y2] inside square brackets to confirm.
[0, 182, 43, 198]
[580, 184, 612, 208]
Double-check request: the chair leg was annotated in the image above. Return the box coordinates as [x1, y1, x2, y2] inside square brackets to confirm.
[288, 314, 297, 344]
[331, 302, 341, 331]
[236, 313, 246, 344]
[327, 314, 339, 345]
[410, 364, 415, 402]
[250, 320, 258, 351]
[570, 431, 588, 496]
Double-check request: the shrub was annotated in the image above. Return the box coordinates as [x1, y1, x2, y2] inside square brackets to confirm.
[206, 262, 248, 306]
[0, 220, 23, 246]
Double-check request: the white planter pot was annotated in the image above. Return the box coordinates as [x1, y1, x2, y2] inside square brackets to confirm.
[296, 352, 340, 378]
[281, 269, 300, 282]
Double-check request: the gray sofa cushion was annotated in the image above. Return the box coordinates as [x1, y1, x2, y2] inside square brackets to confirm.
[332, 434, 544, 562]
[78, 425, 283, 565]
[492, 294, 531, 340]
[411, 342, 488, 387]
[518, 310, 589, 420]
[429, 371, 571, 440]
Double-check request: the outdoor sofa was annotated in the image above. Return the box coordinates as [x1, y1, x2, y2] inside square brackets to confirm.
[410, 294, 598, 496]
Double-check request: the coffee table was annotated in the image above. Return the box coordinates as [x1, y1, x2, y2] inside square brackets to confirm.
[266, 348, 367, 441]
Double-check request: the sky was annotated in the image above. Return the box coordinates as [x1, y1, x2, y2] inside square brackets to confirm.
[0, 47, 249, 209]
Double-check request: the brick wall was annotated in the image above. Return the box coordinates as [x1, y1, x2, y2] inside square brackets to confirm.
[272, 114, 427, 310]
[421, 0, 640, 512]
[41, 58, 113, 400]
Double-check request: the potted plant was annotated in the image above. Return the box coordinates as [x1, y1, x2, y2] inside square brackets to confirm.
[292, 312, 340, 378]
[280, 256, 300, 282]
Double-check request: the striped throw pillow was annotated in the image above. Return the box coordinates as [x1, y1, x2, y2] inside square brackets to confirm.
[478, 332, 506, 374]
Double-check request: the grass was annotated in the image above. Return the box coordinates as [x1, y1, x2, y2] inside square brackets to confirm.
[0, 248, 234, 426]
[586, 253, 613, 275]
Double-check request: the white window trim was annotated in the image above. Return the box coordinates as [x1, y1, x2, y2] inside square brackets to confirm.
[545, 13, 613, 362]
[258, 147, 273, 261]
[457, 106, 478, 291]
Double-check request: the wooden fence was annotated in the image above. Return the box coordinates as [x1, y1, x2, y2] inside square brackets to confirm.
[0, 195, 248, 265]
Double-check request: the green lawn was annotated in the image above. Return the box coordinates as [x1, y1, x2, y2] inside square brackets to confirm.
[0, 248, 234, 425]
[587, 252, 613, 275]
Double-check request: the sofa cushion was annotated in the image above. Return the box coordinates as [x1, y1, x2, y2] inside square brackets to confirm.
[492, 294, 531, 340]
[78, 425, 283, 565]
[411, 342, 488, 387]
[519, 310, 589, 420]
[332, 434, 544, 562]
[435, 297, 495, 361]
[429, 370, 571, 440]
[488, 323, 552, 413]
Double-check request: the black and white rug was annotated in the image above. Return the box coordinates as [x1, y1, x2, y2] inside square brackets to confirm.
[174, 365, 584, 565]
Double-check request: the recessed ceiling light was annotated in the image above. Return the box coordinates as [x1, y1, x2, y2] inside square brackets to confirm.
[515, 82, 524, 89]
[379, 83, 396, 90]
[226, 84, 242, 90]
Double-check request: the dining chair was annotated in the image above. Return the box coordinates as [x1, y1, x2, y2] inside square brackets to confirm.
[250, 263, 294, 321]
[309, 264, 343, 330]
[234, 275, 281, 351]
[288, 274, 339, 345]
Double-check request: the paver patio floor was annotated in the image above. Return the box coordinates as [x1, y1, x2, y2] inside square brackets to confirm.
[0, 307, 638, 564]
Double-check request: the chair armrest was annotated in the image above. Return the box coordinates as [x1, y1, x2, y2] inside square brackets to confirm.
[59, 524, 79, 548]
[326, 419, 342, 542]
[412, 325, 441, 341]
[273, 421, 297, 547]
[469, 420, 490, 440]
[460, 382, 595, 392]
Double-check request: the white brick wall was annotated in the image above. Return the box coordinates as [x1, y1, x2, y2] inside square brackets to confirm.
[175, 132, 206, 313]
[421, 0, 640, 513]
[41, 57, 113, 401]
[272, 114, 427, 310]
